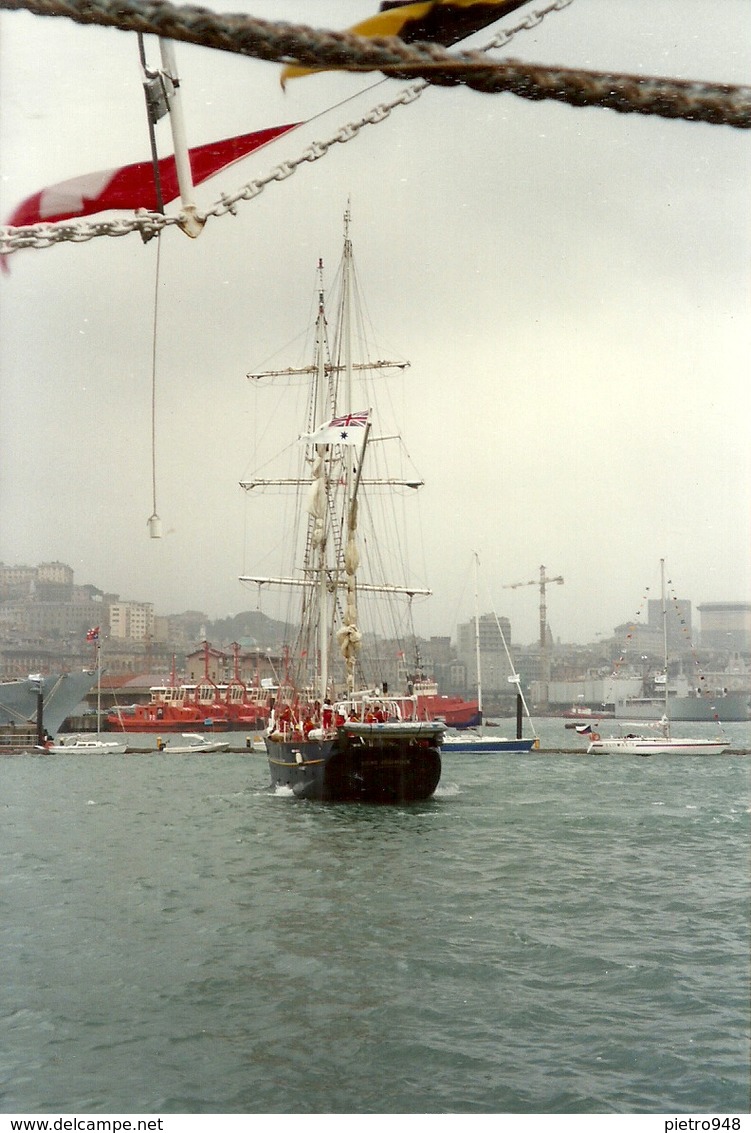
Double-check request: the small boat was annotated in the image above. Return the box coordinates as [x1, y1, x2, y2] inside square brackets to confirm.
[158, 733, 230, 754]
[587, 561, 729, 756]
[47, 735, 128, 754]
[587, 720, 728, 757]
[240, 212, 443, 803]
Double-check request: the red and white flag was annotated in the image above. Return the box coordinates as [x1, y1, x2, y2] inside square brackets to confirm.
[300, 411, 371, 446]
[4, 124, 302, 229]
[86, 626, 100, 643]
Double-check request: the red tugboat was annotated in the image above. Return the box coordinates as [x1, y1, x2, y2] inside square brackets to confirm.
[107, 644, 271, 732]
[396, 673, 480, 728]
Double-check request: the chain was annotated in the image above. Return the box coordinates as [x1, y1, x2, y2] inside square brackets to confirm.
[204, 1, 572, 222]
[3, 0, 750, 258]
[0, 0, 572, 256]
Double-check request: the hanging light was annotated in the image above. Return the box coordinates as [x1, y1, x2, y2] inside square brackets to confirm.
[147, 513, 162, 539]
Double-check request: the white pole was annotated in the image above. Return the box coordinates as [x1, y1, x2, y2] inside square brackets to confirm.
[159, 38, 203, 237]
[660, 558, 670, 734]
[473, 551, 482, 718]
[96, 640, 102, 736]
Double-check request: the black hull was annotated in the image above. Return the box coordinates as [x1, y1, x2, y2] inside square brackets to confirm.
[266, 729, 442, 803]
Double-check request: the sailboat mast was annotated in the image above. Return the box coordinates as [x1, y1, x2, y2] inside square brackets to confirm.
[660, 557, 668, 718]
[314, 260, 329, 704]
[96, 640, 102, 735]
[341, 208, 359, 697]
[342, 207, 354, 416]
[473, 551, 482, 717]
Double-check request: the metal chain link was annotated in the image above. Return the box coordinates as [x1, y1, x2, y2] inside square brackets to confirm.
[3, 0, 749, 258]
[0, 0, 573, 256]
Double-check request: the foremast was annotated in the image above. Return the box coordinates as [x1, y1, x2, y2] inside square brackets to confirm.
[336, 209, 365, 699]
[310, 257, 332, 703]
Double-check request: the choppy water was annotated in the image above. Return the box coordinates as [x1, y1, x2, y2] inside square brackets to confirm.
[1, 719, 748, 1115]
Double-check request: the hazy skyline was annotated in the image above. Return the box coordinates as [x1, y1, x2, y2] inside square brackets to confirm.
[1, 0, 749, 647]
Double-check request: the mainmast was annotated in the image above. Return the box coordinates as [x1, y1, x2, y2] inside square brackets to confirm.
[312, 257, 330, 703]
[337, 207, 363, 697]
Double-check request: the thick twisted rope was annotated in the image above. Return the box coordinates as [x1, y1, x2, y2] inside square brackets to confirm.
[2, 0, 750, 129]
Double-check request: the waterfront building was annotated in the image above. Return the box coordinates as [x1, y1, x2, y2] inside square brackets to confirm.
[698, 603, 751, 652]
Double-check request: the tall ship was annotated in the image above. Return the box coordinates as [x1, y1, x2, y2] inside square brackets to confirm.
[239, 212, 443, 802]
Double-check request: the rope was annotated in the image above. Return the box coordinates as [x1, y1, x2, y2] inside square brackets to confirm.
[2, 0, 748, 128]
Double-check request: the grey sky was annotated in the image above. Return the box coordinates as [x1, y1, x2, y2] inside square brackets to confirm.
[1, 0, 749, 646]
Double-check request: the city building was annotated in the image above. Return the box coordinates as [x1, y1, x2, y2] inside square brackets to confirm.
[109, 601, 155, 642]
[456, 611, 516, 697]
[697, 603, 751, 652]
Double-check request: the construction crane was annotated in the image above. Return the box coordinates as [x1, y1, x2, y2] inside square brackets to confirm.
[503, 565, 564, 650]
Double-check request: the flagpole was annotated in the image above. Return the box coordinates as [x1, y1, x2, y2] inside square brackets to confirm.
[96, 639, 102, 736]
[159, 38, 204, 237]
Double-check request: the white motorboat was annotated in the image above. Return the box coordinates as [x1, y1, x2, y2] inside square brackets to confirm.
[159, 733, 230, 754]
[47, 735, 127, 754]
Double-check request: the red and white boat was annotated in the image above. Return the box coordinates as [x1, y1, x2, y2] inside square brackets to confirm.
[394, 675, 480, 728]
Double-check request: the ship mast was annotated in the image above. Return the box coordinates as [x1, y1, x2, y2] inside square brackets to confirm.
[338, 206, 363, 698]
[313, 258, 330, 704]
[660, 557, 671, 735]
[473, 551, 482, 718]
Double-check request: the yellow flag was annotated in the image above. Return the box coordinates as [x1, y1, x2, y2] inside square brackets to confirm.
[281, 0, 535, 85]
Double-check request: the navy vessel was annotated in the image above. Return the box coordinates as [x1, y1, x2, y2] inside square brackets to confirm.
[0, 671, 97, 736]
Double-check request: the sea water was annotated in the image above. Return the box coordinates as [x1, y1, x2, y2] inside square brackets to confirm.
[0, 719, 748, 1115]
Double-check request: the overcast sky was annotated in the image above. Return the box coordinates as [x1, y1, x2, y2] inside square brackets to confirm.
[1, 0, 749, 647]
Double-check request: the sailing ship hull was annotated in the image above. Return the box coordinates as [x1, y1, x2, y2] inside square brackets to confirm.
[266, 723, 442, 803]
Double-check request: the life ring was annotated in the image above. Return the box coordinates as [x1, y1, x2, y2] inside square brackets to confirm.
[591, 732, 601, 742]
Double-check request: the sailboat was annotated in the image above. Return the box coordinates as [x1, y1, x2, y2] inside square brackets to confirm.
[587, 560, 728, 755]
[442, 553, 538, 754]
[239, 211, 443, 802]
[47, 632, 127, 754]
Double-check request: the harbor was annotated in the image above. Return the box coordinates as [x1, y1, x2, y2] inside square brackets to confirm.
[3, 717, 749, 757]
